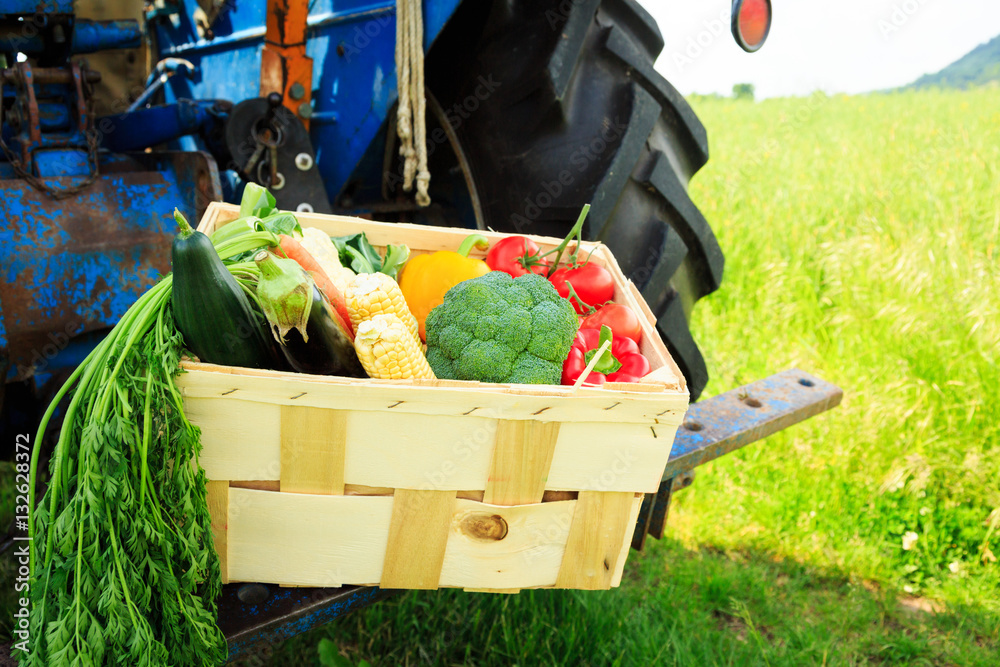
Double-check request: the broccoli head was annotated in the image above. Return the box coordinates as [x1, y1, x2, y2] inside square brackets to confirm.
[424, 271, 578, 384]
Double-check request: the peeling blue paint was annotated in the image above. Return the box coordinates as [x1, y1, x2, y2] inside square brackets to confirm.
[0, 161, 210, 381]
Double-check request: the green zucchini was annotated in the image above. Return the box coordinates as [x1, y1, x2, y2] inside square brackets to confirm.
[171, 210, 281, 369]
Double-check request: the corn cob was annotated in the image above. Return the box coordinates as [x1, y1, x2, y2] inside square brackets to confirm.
[354, 314, 436, 380]
[300, 227, 356, 295]
[345, 272, 420, 342]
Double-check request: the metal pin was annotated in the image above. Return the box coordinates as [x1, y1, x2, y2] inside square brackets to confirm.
[243, 142, 266, 175]
[268, 144, 279, 184]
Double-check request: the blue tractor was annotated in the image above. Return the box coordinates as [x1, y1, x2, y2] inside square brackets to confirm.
[2, 3, 824, 658]
[0, 0, 772, 423]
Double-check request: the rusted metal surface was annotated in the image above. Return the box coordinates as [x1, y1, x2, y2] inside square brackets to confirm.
[261, 0, 313, 128]
[1, 68, 102, 85]
[0, 61, 100, 193]
[0, 152, 222, 381]
[663, 368, 842, 480]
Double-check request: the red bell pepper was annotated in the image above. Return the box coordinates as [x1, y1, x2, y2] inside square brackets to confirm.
[561, 325, 650, 387]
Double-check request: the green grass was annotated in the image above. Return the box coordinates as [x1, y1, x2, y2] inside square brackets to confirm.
[679, 88, 1000, 598]
[239, 539, 999, 667]
[247, 87, 999, 666]
[4, 87, 999, 665]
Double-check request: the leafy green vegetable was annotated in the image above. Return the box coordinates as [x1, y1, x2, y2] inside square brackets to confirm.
[259, 211, 301, 237]
[379, 243, 411, 279]
[332, 232, 409, 279]
[20, 265, 257, 665]
[217, 211, 301, 266]
[333, 233, 382, 274]
[239, 182, 277, 218]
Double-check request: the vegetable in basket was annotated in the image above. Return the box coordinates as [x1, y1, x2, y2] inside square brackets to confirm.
[354, 314, 436, 380]
[344, 272, 421, 343]
[275, 233, 354, 339]
[299, 227, 357, 295]
[424, 271, 578, 385]
[398, 233, 491, 340]
[579, 303, 642, 344]
[550, 261, 615, 315]
[485, 235, 550, 277]
[255, 250, 365, 377]
[481, 205, 616, 314]
[561, 325, 650, 387]
[333, 231, 410, 280]
[171, 210, 283, 369]
[544, 205, 615, 314]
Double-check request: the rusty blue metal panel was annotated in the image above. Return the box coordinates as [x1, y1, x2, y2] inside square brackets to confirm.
[32, 148, 91, 177]
[662, 368, 843, 480]
[0, 151, 222, 382]
[0, 174, 174, 380]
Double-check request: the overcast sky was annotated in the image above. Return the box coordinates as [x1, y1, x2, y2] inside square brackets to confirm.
[648, 0, 1000, 98]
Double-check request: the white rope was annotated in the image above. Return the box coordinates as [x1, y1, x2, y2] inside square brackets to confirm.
[395, 0, 431, 207]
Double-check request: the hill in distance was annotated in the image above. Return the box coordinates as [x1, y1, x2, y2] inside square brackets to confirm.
[903, 33, 1000, 90]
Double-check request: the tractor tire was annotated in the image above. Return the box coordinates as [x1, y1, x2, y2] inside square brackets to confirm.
[425, 0, 723, 400]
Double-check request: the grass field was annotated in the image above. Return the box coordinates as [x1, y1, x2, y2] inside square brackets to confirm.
[3, 86, 998, 665]
[235, 87, 1000, 666]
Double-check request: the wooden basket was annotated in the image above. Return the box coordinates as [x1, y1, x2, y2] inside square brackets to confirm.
[179, 202, 689, 592]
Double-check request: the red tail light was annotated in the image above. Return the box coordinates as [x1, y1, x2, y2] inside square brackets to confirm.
[732, 0, 772, 52]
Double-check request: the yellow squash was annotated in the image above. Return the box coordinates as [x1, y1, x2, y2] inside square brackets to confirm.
[398, 234, 490, 340]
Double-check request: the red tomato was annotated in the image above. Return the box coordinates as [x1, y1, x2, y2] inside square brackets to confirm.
[485, 236, 550, 277]
[580, 304, 642, 345]
[549, 263, 615, 315]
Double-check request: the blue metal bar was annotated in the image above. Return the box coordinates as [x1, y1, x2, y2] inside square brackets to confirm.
[70, 19, 142, 53]
[219, 584, 395, 662]
[0, 20, 141, 55]
[98, 100, 223, 153]
[663, 368, 843, 480]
